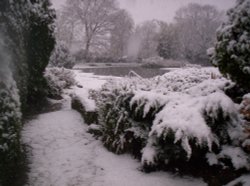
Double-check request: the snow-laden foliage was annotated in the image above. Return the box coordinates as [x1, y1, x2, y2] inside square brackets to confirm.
[1, 0, 56, 112]
[210, 0, 250, 91]
[141, 56, 165, 68]
[0, 0, 31, 113]
[26, 0, 56, 105]
[152, 68, 220, 93]
[0, 1, 55, 185]
[207, 146, 250, 170]
[90, 82, 136, 154]
[143, 91, 244, 167]
[49, 42, 75, 69]
[0, 39, 22, 185]
[90, 67, 249, 176]
[225, 174, 250, 186]
[44, 67, 76, 98]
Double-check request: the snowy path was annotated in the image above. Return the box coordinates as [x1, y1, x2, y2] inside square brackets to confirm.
[22, 109, 103, 186]
[22, 108, 206, 186]
[22, 72, 206, 186]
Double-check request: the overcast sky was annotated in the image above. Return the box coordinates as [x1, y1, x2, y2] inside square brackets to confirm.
[51, 0, 236, 24]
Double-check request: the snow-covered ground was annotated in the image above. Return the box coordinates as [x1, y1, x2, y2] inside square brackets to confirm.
[22, 71, 206, 186]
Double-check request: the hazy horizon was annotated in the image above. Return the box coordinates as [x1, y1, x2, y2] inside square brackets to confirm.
[52, 0, 236, 24]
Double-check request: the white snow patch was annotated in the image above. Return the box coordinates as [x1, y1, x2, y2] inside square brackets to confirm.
[130, 91, 168, 117]
[206, 153, 218, 166]
[73, 86, 97, 111]
[74, 71, 114, 90]
[225, 174, 250, 186]
[72, 70, 110, 111]
[243, 93, 250, 100]
[88, 124, 102, 131]
[141, 143, 158, 165]
[242, 139, 250, 148]
[218, 146, 250, 170]
[95, 146, 206, 186]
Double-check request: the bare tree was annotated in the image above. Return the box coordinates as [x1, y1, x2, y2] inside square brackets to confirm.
[128, 20, 159, 59]
[55, 8, 78, 49]
[61, 0, 118, 61]
[109, 9, 134, 59]
[175, 3, 222, 65]
[157, 22, 179, 59]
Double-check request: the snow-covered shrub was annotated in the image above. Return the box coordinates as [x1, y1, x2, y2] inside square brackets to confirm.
[141, 56, 165, 68]
[240, 93, 250, 122]
[130, 91, 167, 120]
[90, 82, 134, 154]
[142, 92, 246, 170]
[0, 43, 22, 185]
[210, 0, 250, 91]
[44, 67, 76, 98]
[49, 42, 75, 69]
[0, 74, 22, 186]
[152, 67, 221, 93]
[240, 93, 250, 153]
[90, 78, 152, 156]
[91, 67, 249, 183]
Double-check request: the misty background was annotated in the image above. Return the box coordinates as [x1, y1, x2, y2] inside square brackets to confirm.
[52, 0, 236, 23]
[50, 0, 237, 67]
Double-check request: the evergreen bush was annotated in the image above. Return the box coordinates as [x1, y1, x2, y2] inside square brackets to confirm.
[49, 42, 75, 69]
[26, 0, 56, 106]
[1, 0, 56, 112]
[44, 67, 76, 99]
[0, 0, 56, 184]
[210, 0, 250, 91]
[0, 38, 22, 186]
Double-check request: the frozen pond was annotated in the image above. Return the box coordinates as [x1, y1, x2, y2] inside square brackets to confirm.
[79, 66, 169, 78]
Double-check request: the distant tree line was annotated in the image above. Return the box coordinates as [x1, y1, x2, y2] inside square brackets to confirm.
[56, 2, 223, 65]
[158, 3, 223, 65]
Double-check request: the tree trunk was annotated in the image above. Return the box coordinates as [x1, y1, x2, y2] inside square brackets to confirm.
[85, 39, 90, 62]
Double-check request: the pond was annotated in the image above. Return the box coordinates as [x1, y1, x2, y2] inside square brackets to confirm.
[79, 66, 169, 78]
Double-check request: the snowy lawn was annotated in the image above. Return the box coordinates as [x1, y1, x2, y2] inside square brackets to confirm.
[22, 72, 206, 186]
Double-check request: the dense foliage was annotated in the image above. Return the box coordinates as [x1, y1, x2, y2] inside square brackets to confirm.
[44, 67, 76, 98]
[0, 0, 30, 113]
[0, 38, 22, 185]
[0, 0, 55, 184]
[90, 67, 249, 184]
[26, 0, 56, 107]
[1, 0, 55, 112]
[157, 24, 179, 60]
[49, 42, 75, 69]
[210, 0, 250, 91]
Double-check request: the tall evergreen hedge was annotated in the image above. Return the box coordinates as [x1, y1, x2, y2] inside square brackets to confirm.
[0, 0, 55, 185]
[211, 0, 250, 91]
